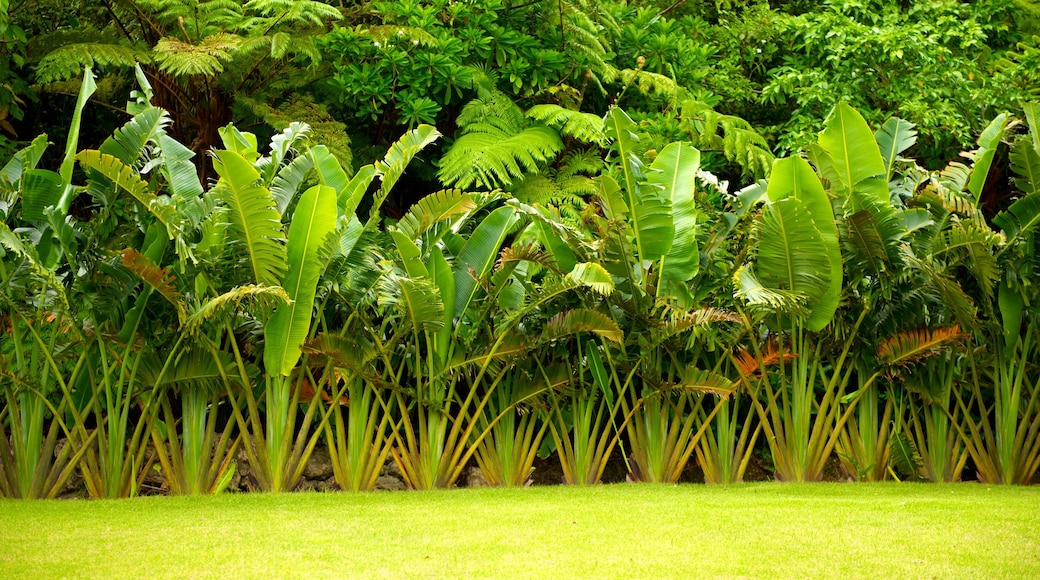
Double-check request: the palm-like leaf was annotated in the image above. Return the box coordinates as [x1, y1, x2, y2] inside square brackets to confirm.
[994, 193, 1040, 243]
[566, 262, 614, 296]
[874, 116, 917, 182]
[1010, 137, 1040, 196]
[394, 189, 477, 241]
[539, 309, 623, 344]
[453, 205, 516, 315]
[184, 284, 289, 335]
[76, 150, 177, 230]
[877, 325, 961, 366]
[211, 150, 287, 286]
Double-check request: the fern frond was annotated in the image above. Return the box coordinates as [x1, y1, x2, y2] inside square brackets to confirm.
[34, 43, 148, 84]
[153, 33, 243, 77]
[439, 127, 564, 189]
[526, 104, 607, 145]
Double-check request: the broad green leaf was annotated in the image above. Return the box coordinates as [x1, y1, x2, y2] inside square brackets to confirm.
[993, 192, 1040, 243]
[428, 246, 455, 366]
[585, 339, 612, 405]
[818, 102, 886, 201]
[1, 134, 49, 184]
[341, 164, 377, 216]
[875, 117, 917, 181]
[157, 133, 204, 200]
[371, 125, 440, 223]
[999, 279, 1024, 355]
[99, 107, 167, 165]
[383, 276, 445, 337]
[967, 113, 1009, 205]
[20, 170, 63, 222]
[1024, 102, 1040, 153]
[751, 196, 834, 329]
[309, 145, 349, 201]
[652, 142, 701, 295]
[391, 231, 429, 278]
[270, 152, 313, 214]
[264, 185, 337, 377]
[57, 67, 96, 213]
[212, 150, 287, 286]
[453, 205, 516, 316]
[1010, 137, 1040, 196]
[766, 156, 841, 331]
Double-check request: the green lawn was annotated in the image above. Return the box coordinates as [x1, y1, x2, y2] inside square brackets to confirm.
[2, 483, 1038, 578]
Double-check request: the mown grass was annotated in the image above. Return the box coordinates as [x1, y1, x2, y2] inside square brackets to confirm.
[1, 483, 1038, 578]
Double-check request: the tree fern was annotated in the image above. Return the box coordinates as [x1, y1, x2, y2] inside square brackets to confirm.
[526, 105, 607, 145]
[439, 127, 564, 190]
[34, 42, 148, 84]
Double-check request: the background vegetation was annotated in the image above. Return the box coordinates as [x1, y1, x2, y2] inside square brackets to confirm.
[2, 0, 1040, 498]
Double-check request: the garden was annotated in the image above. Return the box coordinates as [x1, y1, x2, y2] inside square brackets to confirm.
[1, 0, 1040, 576]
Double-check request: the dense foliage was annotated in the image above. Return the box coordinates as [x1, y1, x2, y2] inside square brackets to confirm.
[1, 0, 1040, 497]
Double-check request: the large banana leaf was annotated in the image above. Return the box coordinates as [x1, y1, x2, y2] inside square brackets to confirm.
[994, 193, 1040, 243]
[745, 196, 833, 330]
[766, 157, 841, 331]
[264, 185, 337, 377]
[428, 246, 455, 366]
[605, 107, 674, 262]
[370, 125, 440, 222]
[395, 189, 477, 241]
[967, 113, 1010, 204]
[453, 205, 516, 316]
[157, 133, 204, 200]
[212, 150, 287, 286]
[19, 170, 63, 222]
[651, 142, 700, 300]
[818, 102, 887, 205]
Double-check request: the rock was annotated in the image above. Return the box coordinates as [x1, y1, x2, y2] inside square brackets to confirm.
[297, 476, 339, 493]
[463, 466, 488, 488]
[374, 475, 407, 491]
[380, 459, 405, 479]
[303, 444, 335, 481]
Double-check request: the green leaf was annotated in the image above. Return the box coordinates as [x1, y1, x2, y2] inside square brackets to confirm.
[212, 149, 287, 286]
[1010, 137, 1040, 196]
[999, 279, 1024, 355]
[20, 170, 63, 222]
[1, 134, 49, 184]
[540, 309, 622, 344]
[818, 102, 886, 201]
[585, 339, 612, 405]
[58, 67, 96, 211]
[380, 275, 445, 336]
[453, 205, 516, 316]
[395, 189, 477, 241]
[652, 142, 701, 296]
[566, 262, 614, 296]
[157, 133, 204, 200]
[99, 107, 168, 165]
[766, 157, 841, 331]
[264, 185, 337, 377]
[309, 145, 349, 203]
[341, 164, 377, 217]
[428, 246, 455, 366]
[993, 193, 1040, 243]
[372, 125, 440, 221]
[391, 231, 429, 278]
[967, 114, 1010, 205]
[875, 117, 917, 182]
